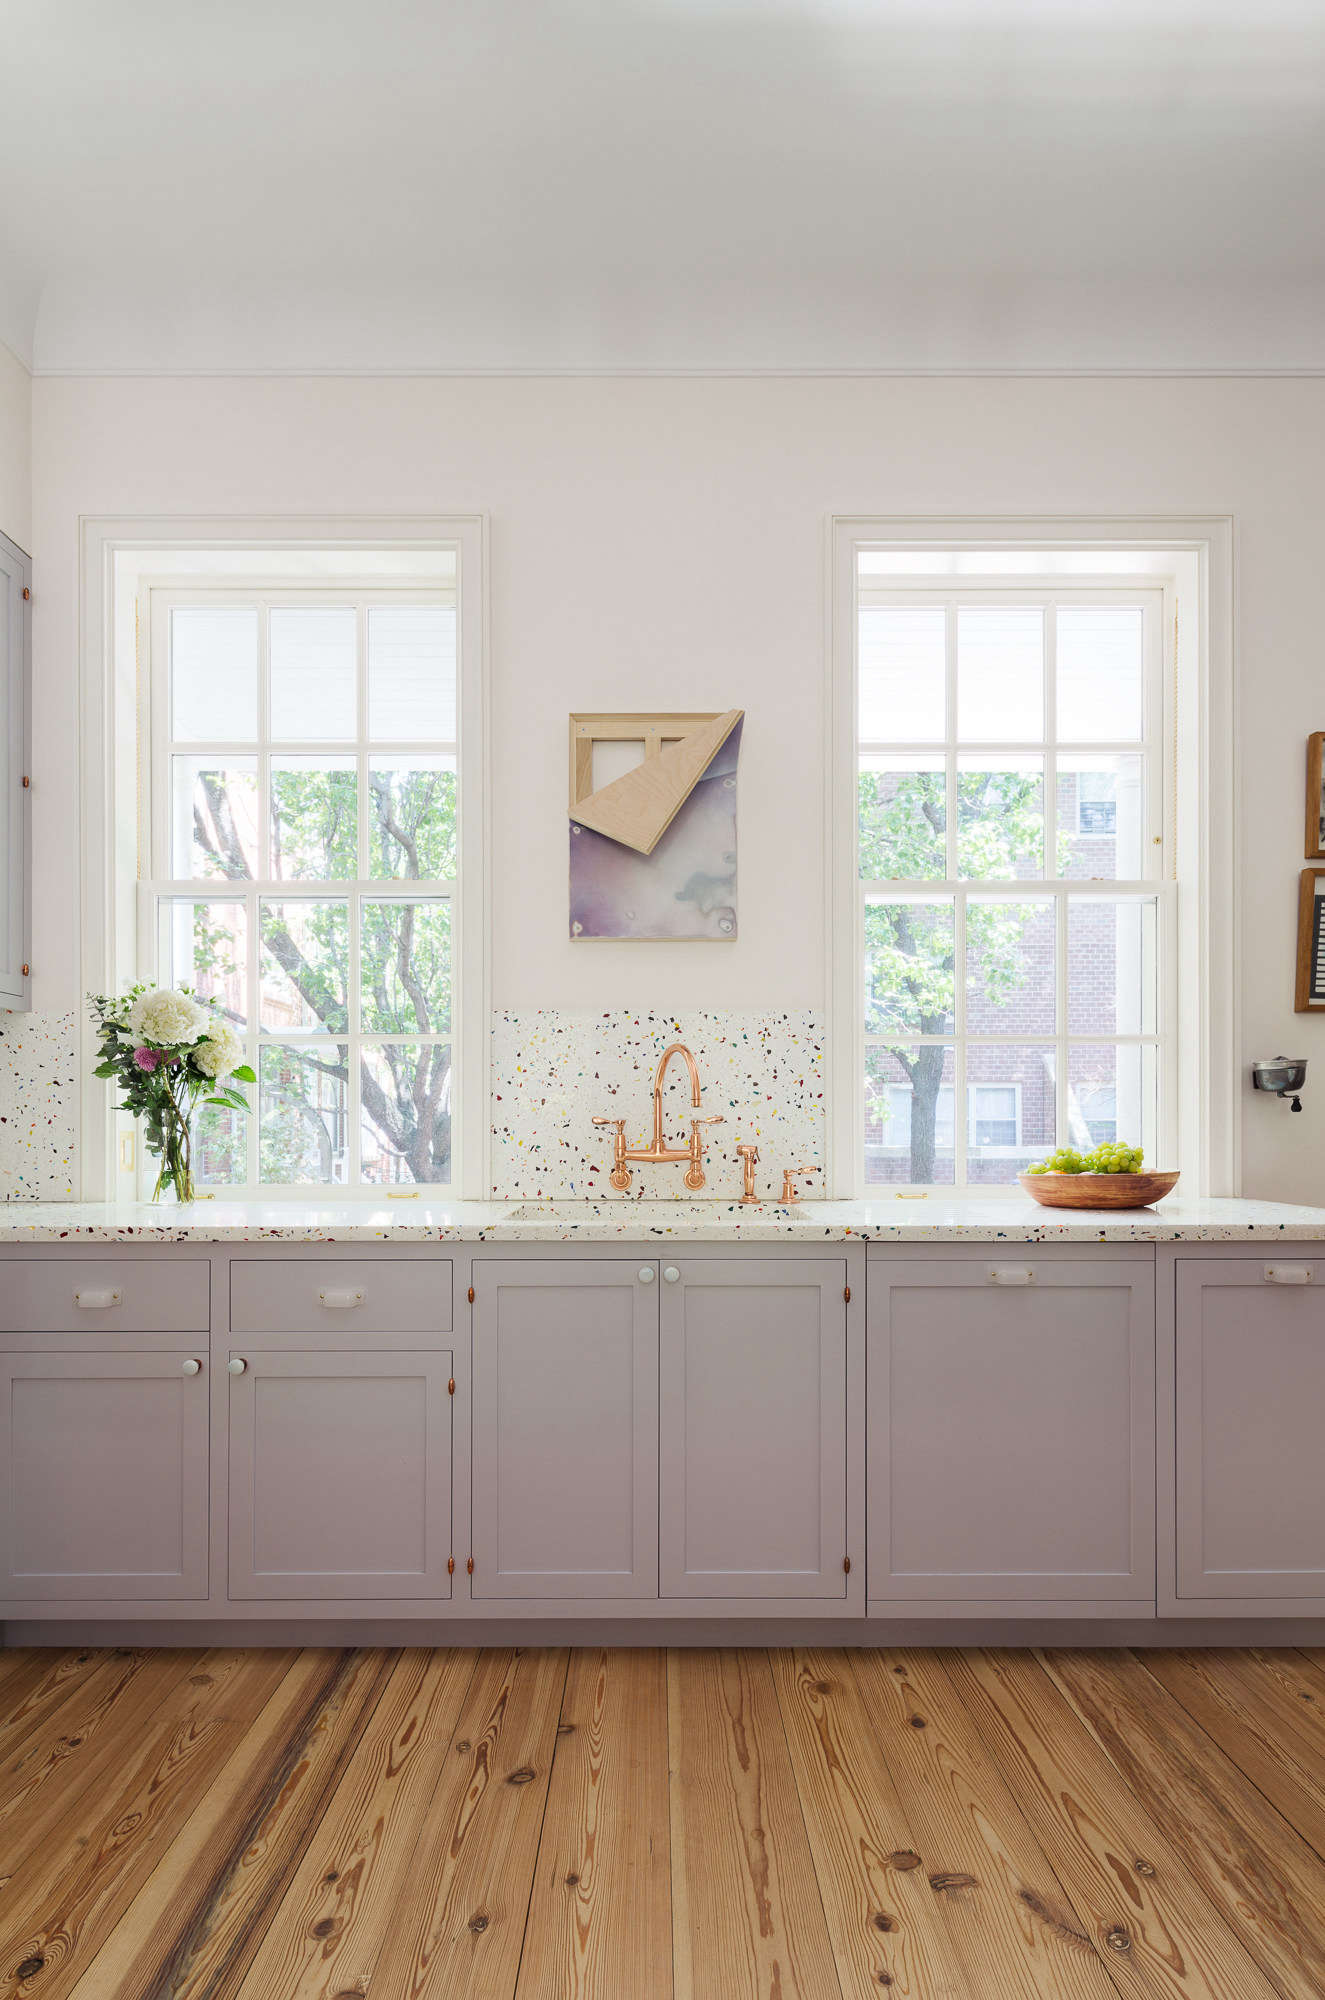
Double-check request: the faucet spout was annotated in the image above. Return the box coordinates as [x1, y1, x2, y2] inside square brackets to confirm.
[653, 1041, 701, 1144]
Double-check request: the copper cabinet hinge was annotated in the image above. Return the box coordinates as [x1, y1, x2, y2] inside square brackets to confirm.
[843, 1285, 851, 1304]
[448, 1377, 455, 1395]
[466, 1557, 474, 1575]
[467, 1286, 475, 1304]
[843, 1555, 851, 1573]
[447, 1556, 455, 1575]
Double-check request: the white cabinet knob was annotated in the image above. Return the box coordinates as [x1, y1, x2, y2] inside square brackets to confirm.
[181, 1358, 202, 1376]
[663, 1266, 680, 1284]
[227, 1356, 247, 1375]
[638, 1266, 655, 1284]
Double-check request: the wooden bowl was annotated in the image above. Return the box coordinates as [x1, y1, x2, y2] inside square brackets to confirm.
[1017, 1170, 1180, 1210]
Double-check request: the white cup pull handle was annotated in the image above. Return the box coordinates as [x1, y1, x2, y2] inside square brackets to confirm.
[318, 1288, 365, 1309]
[987, 1267, 1035, 1286]
[74, 1287, 122, 1310]
[1265, 1264, 1313, 1285]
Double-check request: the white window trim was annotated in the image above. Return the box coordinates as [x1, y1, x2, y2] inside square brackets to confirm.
[78, 516, 490, 1201]
[826, 515, 1237, 1199]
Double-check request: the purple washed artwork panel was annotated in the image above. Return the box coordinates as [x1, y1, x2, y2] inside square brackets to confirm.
[569, 723, 740, 940]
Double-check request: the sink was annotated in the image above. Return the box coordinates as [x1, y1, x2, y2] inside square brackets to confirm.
[502, 1201, 725, 1224]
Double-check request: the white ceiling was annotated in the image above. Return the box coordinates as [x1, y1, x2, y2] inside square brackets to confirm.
[4, 0, 1325, 374]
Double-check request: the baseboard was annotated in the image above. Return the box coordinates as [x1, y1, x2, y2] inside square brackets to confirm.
[8, 1615, 1325, 1648]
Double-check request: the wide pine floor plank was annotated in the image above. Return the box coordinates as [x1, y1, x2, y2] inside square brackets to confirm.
[0, 1649, 296, 2000]
[232, 1648, 477, 2000]
[515, 1648, 672, 2000]
[948, 1649, 1283, 2000]
[668, 1648, 840, 2000]
[1141, 1651, 1325, 1865]
[65, 1647, 398, 2000]
[852, 1650, 1114, 2000]
[4, 1643, 1325, 2000]
[772, 1647, 965, 2000]
[1042, 1649, 1325, 2000]
[0, 1651, 212, 1907]
[0, 1651, 109, 1773]
[367, 1646, 568, 2000]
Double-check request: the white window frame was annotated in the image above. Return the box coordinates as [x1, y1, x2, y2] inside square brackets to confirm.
[826, 516, 1237, 1199]
[78, 517, 489, 1202]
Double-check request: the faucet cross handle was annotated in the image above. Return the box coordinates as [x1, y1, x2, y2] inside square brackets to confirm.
[682, 1114, 726, 1193]
[780, 1164, 821, 1205]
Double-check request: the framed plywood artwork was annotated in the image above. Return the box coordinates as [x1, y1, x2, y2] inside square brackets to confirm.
[568, 709, 743, 940]
[1296, 867, 1325, 1011]
[1307, 733, 1325, 859]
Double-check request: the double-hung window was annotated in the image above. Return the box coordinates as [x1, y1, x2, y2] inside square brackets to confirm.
[141, 584, 462, 1193]
[853, 575, 1173, 1190]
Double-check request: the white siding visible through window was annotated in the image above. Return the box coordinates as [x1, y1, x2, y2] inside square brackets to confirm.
[143, 586, 460, 1194]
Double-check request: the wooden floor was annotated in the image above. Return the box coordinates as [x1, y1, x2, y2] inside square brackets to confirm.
[2, 1647, 1325, 1998]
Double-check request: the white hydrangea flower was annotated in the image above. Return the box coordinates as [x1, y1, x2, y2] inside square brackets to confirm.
[126, 986, 209, 1047]
[194, 1023, 245, 1079]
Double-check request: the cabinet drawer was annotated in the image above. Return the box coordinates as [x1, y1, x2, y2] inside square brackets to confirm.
[230, 1260, 452, 1336]
[0, 1260, 210, 1335]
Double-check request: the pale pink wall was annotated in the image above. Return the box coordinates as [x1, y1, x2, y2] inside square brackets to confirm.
[27, 372, 1325, 1202]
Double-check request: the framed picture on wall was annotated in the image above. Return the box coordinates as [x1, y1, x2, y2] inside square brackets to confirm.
[1296, 867, 1325, 1010]
[1307, 733, 1325, 858]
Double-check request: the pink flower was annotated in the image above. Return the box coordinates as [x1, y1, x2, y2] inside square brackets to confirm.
[132, 1047, 160, 1072]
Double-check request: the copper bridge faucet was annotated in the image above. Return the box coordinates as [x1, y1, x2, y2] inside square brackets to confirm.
[593, 1042, 725, 1193]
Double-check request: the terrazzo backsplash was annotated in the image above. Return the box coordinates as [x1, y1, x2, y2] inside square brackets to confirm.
[0, 1011, 78, 1200]
[491, 1009, 825, 1200]
[0, 1007, 824, 1203]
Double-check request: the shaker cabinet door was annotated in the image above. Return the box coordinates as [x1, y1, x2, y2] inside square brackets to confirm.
[0, 1350, 209, 1600]
[868, 1258, 1155, 1605]
[660, 1259, 848, 1599]
[1176, 1259, 1325, 1602]
[228, 1349, 453, 1600]
[470, 1261, 659, 1599]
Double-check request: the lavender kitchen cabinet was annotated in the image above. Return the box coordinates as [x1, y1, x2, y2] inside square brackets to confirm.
[1174, 1257, 1325, 1605]
[0, 1350, 209, 1599]
[868, 1255, 1156, 1608]
[660, 1258, 848, 1599]
[470, 1260, 658, 1599]
[227, 1348, 453, 1600]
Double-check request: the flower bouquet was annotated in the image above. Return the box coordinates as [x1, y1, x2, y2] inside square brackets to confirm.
[88, 985, 255, 1203]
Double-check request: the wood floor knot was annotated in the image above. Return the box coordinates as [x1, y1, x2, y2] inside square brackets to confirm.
[929, 1872, 977, 1893]
[468, 1912, 490, 1933]
[507, 1765, 536, 1786]
[873, 1911, 897, 1931]
[1104, 1925, 1133, 1953]
[15, 1957, 45, 1981]
[888, 1850, 922, 1871]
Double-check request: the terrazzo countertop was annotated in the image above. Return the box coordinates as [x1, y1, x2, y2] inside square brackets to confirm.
[2, 1195, 1325, 1243]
